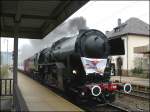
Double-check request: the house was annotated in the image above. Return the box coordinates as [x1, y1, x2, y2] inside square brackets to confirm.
[106, 17, 149, 76]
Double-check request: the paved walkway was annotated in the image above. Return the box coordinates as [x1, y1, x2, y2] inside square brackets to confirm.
[18, 72, 83, 111]
[111, 76, 149, 87]
[0, 97, 13, 111]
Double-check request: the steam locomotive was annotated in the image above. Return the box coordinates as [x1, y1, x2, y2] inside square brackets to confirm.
[24, 29, 132, 103]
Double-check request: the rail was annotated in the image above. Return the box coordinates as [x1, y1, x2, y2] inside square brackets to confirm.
[116, 90, 150, 100]
[107, 103, 129, 112]
[86, 102, 130, 112]
[0, 78, 13, 96]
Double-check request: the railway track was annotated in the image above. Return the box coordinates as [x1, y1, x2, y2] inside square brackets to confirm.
[133, 90, 149, 97]
[83, 102, 129, 112]
[116, 90, 150, 100]
[106, 103, 129, 112]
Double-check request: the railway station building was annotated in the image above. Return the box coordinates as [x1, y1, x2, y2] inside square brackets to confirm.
[106, 17, 149, 76]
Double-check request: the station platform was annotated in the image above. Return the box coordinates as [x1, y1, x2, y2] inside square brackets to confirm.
[110, 76, 149, 87]
[18, 72, 83, 111]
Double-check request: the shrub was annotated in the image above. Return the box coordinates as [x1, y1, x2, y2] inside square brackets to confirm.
[131, 67, 143, 74]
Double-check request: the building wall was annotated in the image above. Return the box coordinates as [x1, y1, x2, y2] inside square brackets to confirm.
[111, 35, 149, 75]
[127, 35, 149, 70]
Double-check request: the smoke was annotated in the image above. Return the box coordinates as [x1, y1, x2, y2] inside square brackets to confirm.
[19, 17, 88, 63]
[68, 16, 88, 32]
[45, 16, 89, 41]
[18, 44, 33, 61]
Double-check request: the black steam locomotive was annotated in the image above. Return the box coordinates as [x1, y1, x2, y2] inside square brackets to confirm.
[24, 29, 132, 103]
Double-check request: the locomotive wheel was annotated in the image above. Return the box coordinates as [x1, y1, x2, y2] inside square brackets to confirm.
[98, 92, 116, 103]
[75, 93, 86, 105]
[64, 87, 72, 97]
[103, 91, 116, 103]
[98, 94, 106, 104]
[63, 80, 72, 96]
[108, 93, 116, 103]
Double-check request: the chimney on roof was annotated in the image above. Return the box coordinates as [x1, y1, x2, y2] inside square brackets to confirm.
[105, 31, 109, 34]
[118, 18, 121, 26]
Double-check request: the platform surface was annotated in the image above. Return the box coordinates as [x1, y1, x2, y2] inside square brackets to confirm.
[18, 72, 83, 111]
[111, 76, 149, 87]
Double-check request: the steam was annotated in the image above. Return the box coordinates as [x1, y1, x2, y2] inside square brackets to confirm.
[69, 16, 88, 32]
[18, 17, 88, 63]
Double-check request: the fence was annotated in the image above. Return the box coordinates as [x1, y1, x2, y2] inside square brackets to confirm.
[0, 78, 13, 96]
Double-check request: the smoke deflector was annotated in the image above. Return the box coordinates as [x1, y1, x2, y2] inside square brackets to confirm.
[108, 38, 125, 55]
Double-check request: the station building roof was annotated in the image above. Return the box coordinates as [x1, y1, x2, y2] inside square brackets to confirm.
[106, 17, 150, 39]
[1, 1, 88, 39]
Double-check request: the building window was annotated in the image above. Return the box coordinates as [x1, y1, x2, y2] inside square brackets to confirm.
[114, 28, 120, 32]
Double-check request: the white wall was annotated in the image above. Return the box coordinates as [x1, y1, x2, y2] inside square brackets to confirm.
[127, 35, 149, 70]
[112, 35, 149, 71]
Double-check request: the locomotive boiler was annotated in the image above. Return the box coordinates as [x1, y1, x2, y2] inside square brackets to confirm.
[24, 29, 132, 103]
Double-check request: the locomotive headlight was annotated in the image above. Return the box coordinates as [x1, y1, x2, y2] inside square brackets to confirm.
[81, 92, 85, 96]
[72, 70, 77, 74]
[91, 85, 101, 97]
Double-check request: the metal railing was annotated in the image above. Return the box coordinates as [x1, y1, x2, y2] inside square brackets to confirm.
[0, 78, 13, 96]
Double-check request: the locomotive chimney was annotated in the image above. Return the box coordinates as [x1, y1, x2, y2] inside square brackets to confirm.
[79, 29, 87, 34]
[118, 18, 121, 26]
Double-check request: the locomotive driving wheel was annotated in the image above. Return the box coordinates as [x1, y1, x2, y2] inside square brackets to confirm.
[103, 91, 116, 103]
[97, 91, 116, 103]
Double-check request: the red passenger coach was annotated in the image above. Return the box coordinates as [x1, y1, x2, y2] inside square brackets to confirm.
[24, 58, 32, 74]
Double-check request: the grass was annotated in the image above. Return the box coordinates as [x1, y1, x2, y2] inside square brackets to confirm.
[131, 67, 143, 74]
[131, 73, 149, 79]
[130, 67, 149, 79]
